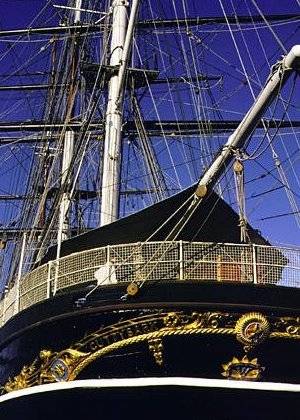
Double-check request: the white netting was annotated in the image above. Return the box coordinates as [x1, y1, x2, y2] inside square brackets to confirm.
[0, 241, 299, 326]
[54, 248, 106, 290]
[110, 242, 180, 282]
[256, 245, 300, 287]
[3, 284, 17, 324]
[19, 264, 49, 311]
[183, 242, 253, 282]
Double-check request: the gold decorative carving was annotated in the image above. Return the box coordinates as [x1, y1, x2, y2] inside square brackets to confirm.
[2, 310, 300, 393]
[148, 338, 163, 366]
[127, 282, 139, 296]
[235, 312, 270, 348]
[3, 363, 38, 393]
[2, 349, 88, 393]
[221, 356, 263, 381]
[270, 316, 300, 339]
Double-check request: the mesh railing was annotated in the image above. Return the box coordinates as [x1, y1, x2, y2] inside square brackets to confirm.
[0, 241, 299, 327]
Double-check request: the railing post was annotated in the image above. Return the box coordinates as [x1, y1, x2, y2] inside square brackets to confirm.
[107, 245, 111, 283]
[53, 260, 59, 296]
[179, 240, 184, 280]
[47, 261, 53, 298]
[252, 244, 258, 284]
[216, 254, 222, 281]
[14, 232, 27, 314]
[14, 285, 20, 316]
[2, 286, 8, 326]
[0, 301, 3, 327]
[0, 290, 6, 327]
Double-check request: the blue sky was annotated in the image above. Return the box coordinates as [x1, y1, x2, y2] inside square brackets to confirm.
[0, 0, 299, 248]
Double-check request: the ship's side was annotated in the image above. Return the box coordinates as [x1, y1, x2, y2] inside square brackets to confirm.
[0, 250, 299, 418]
[0, 217, 299, 418]
[0, 1, 300, 418]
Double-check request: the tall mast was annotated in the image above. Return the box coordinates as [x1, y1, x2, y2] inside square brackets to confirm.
[100, 0, 139, 226]
[74, 0, 82, 24]
[56, 1, 81, 255]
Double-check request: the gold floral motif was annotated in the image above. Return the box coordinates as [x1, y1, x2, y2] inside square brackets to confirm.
[163, 312, 182, 328]
[235, 312, 270, 348]
[148, 338, 163, 366]
[222, 356, 263, 381]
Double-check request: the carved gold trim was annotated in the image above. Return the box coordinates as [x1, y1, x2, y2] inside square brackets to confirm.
[235, 312, 270, 348]
[222, 356, 263, 381]
[148, 338, 163, 366]
[2, 310, 300, 393]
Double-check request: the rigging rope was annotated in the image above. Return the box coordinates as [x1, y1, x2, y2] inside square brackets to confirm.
[250, 0, 287, 53]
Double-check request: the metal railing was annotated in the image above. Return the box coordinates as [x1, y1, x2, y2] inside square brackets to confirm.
[0, 241, 299, 327]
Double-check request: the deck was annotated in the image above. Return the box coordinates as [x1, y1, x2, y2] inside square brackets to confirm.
[0, 241, 299, 326]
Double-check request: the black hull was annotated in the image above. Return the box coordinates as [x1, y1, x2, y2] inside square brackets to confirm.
[1, 378, 300, 420]
[0, 281, 299, 390]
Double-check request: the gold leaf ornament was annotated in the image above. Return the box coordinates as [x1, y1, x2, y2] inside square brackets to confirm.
[235, 313, 270, 347]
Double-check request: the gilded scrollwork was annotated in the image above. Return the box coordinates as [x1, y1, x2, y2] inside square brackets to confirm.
[2, 349, 88, 393]
[271, 316, 300, 338]
[2, 310, 300, 393]
[3, 363, 38, 393]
